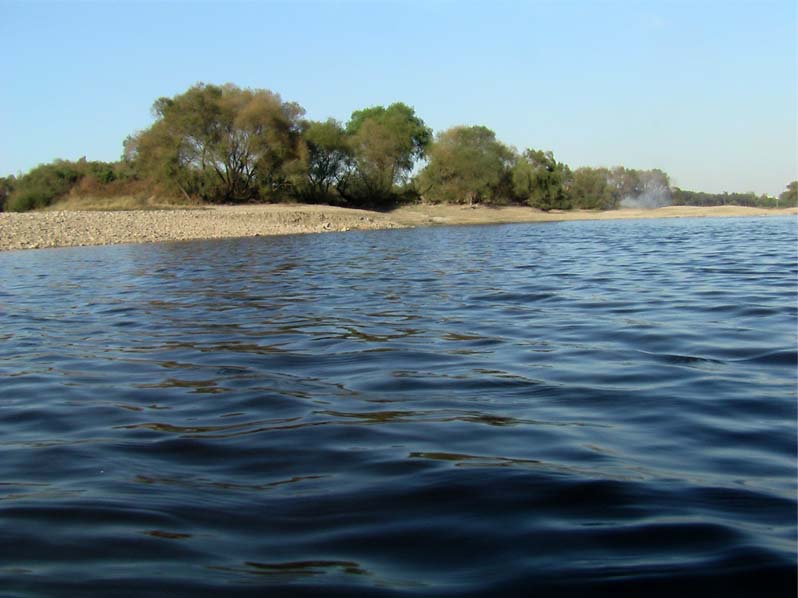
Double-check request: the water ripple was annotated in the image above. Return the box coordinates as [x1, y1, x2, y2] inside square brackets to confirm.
[0, 216, 795, 596]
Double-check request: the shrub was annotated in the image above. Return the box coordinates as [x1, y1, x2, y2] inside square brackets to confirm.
[5, 161, 82, 211]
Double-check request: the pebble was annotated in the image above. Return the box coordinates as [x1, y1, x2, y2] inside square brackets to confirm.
[0, 205, 402, 252]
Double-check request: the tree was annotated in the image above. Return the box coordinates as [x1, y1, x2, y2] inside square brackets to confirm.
[568, 167, 615, 209]
[566, 166, 673, 209]
[608, 166, 640, 202]
[417, 125, 514, 204]
[671, 187, 776, 208]
[0, 175, 15, 212]
[296, 118, 352, 202]
[341, 102, 432, 207]
[125, 83, 305, 203]
[511, 149, 570, 210]
[616, 168, 671, 208]
[779, 181, 797, 207]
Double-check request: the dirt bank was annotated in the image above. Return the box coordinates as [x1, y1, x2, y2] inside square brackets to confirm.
[389, 204, 798, 226]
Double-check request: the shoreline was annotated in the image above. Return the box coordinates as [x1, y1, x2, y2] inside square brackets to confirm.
[1, 204, 795, 252]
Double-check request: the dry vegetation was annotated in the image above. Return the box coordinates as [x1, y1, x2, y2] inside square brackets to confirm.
[45, 194, 205, 212]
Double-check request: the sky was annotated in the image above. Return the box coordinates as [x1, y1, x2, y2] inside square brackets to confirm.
[1, 0, 795, 196]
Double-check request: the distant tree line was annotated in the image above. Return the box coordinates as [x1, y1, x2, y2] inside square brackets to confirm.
[2, 83, 796, 212]
[670, 185, 797, 208]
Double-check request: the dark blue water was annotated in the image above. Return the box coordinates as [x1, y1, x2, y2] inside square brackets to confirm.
[1, 216, 796, 597]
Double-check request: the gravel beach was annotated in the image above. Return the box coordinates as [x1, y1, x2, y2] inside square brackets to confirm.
[0, 204, 402, 251]
[1, 203, 795, 252]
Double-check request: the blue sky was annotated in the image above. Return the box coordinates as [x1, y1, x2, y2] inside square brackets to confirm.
[1, 0, 795, 195]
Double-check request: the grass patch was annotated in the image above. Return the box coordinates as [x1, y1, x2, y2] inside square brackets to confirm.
[46, 194, 207, 211]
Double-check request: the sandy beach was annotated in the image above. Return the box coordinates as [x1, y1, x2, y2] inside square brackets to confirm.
[0, 203, 795, 252]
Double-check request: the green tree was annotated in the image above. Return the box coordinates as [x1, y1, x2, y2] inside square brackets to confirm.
[671, 187, 773, 208]
[296, 118, 352, 202]
[568, 167, 615, 209]
[417, 125, 514, 204]
[779, 181, 797, 207]
[0, 175, 15, 211]
[341, 102, 432, 207]
[125, 83, 305, 203]
[511, 149, 570, 210]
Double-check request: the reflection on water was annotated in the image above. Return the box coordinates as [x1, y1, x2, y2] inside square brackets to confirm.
[0, 217, 796, 596]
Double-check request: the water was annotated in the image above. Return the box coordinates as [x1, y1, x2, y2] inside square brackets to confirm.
[0, 216, 795, 597]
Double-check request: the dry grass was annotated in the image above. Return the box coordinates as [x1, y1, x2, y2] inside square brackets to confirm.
[46, 194, 205, 212]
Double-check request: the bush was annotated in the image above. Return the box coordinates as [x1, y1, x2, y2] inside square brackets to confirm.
[5, 161, 82, 211]
[0, 176, 14, 212]
[4, 159, 144, 211]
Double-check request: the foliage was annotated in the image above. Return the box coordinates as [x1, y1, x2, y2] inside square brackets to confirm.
[5, 161, 83, 211]
[670, 186, 791, 208]
[125, 83, 305, 203]
[341, 102, 432, 207]
[417, 125, 514, 204]
[566, 167, 672, 210]
[3, 157, 147, 212]
[778, 181, 797, 207]
[612, 167, 671, 208]
[295, 118, 352, 203]
[5, 81, 792, 213]
[0, 175, 15, 212]
[511, 149, 570, 210]
[568, 167, 615, 209]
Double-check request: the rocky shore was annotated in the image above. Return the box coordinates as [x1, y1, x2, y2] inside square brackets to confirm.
[1, 203, 795, 252]
[0, 205, 402, 251]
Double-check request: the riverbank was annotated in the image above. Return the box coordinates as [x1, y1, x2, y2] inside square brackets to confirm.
[1, 203, 795, 251]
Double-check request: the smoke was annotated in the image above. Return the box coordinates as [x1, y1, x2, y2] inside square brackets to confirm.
[619, 181, 671, 209]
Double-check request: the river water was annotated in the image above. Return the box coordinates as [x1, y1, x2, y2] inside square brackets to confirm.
[1, 216, 795, 596]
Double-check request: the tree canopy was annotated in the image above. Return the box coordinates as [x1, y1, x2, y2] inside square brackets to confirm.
[418, 126, 514, 204]
[341, 103, 432, 207]
[568, 167, 615, 210]
[0, 176, 16, 212]
[296, 118, 352, 202]
[125, 83, 305, 203]
[3, 81, 792, 212]
[511, 149, 570, 210]
[778, 181, 797, 207]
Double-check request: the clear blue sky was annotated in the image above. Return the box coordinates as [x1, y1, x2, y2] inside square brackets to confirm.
[1, 0, 795, 195]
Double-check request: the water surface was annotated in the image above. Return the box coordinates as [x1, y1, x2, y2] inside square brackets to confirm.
[1, 216, 796, 596]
